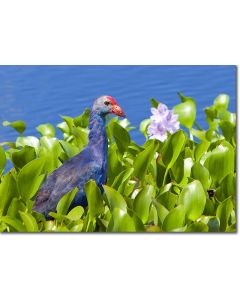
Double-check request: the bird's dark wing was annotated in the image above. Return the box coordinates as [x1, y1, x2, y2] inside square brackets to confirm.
[33, 149, 101, 216]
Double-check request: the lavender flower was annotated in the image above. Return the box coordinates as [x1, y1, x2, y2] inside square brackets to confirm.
[147, 103, 180, 141]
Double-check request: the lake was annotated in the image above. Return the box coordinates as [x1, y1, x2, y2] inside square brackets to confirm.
[0, 65, 236, 145]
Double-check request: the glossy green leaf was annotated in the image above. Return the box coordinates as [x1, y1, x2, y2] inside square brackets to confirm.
[219, 120, 235, 142]
[107, 145, 123, 184]
[139, 118, 150, 138]
[154, 202, 169, 225]
[133, 140, 159, 180]
[204, 106, 217, 124]
[0, 216, 26, 232]
[0, 172, 18, 215]
[162, 205, 185, 232]
[215, 173, 236, 202]
[179, 180, 206, 221]
[0, 146, 7, 171]
[133, 185, 154, 224]
[85, 180, 104, 220]
[112, 122, 130, 154]
[103, 185, 127, 212]
[185, 222, 208, 232]
[173, 93, 196, 128]
[162, 130, 186, 169]
[191, 162, 211, 190]
[190, 128, 207, 141]
[73, 108, 90, 128]
[194, 141, 210, 162]
[17, 158, 45, 201]
[216, 197, 233, 232]
[67, 206, 84, 221]
[112, 167, 134, 193]
[204, 141, 234, 184]
[60, 140, 80, 158]
[2, 120, 26, 134]
[16, 136, 40, 150]
[37, 123, 55, 137]
[19, 211, 39, 232]
[214, 94, 229, 111]
[108, 208, 136, 232]
[12, 146, 36, 169]
[56, 187, 78, 215]
[156, 191, 178, 211]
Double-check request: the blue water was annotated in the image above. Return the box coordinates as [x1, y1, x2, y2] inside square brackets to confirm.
[0, 66, 236, 145]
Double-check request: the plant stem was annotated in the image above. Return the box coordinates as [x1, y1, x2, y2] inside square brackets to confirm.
[194, 121, 203, 130]
[163, 168, 168, 186]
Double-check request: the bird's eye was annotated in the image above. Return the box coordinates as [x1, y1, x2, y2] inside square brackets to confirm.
[104, 101, 111, 106]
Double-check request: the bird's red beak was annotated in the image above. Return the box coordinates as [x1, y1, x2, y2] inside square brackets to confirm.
[111, 105, 126, 118]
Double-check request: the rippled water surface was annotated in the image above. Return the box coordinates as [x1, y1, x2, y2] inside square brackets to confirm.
[0, 66, 236, 144]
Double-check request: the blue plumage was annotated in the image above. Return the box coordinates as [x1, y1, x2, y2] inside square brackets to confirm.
[33, 96, 125, 218]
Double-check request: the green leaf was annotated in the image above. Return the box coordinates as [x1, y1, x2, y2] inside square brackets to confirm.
[162, 205, 185, 232]
[103, 185, 127, 212]
[2, 120, 26, 134]
[107, 145, 123, 184]
[215, 173, 236, 202]
[67, 206, 84, 221]
[19, 211, 39, 232]
[111, 167, 134, 193]
[0, 146, 7, 171]
[150, 98, 159, 108]
[0, 172, 18, 215]
[204, 141, 234, 184]
[154, 202, 169, 225]
[37, 123, 55, 137]
[12, 146, 36, 169]
[16, 136, 40, 150]
[133, 140, 159, 180]
[139, 119, 150, 138]
[214, 94, 229, 112]
[0, 216, 26, 232]
[173, 93, 196, 128]
[185, 222, 208, 232]
[191, 162, 211, 190]
[162, 130, 186, 169]
[156, 191, 178, 211]
[107, 208, 136, 232]
[85, 180, 104, 220]
[61, 115, 74, 133]
[60, 140, 80, 158]
[194, 141, 210, 162]
[73, 108, 90, 128]
[190, 128, 207, 141]
[219, 120, 235, 142]
[216, 197, 233, 232]
[179, 180, 206, 221]
[204, 106, 217, 124]
[133, 185, 154, 224]
[170, 152, 184, 183]
[56, 187, 78, 215]
[17, 158, 45, 201]
[112, 122, 130, 154]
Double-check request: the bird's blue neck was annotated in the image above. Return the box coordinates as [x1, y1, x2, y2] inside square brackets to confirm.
[87, 111, 108, 157]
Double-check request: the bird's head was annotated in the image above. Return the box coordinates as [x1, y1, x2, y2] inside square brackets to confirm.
[93, 95, 126, 117]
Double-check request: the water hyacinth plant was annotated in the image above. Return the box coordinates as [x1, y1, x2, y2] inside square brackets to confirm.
[147, 103, 180, 141]
[0, 93, 236, 233]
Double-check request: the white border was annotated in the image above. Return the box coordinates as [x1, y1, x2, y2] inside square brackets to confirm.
[0, 1, 239, 300]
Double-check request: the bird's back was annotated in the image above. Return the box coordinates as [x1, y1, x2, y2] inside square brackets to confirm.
[33, 147, 104, 218]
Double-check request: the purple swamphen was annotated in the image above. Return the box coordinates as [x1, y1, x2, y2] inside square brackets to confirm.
[33, 96, 125, 218]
